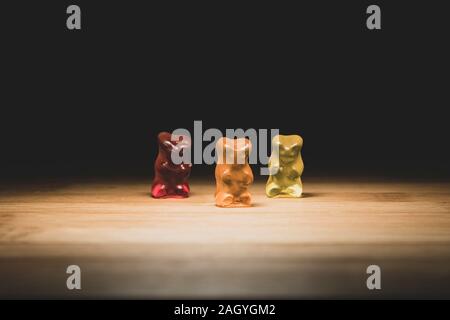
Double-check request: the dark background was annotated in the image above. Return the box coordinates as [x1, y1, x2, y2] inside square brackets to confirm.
[1, 1, 449, 180]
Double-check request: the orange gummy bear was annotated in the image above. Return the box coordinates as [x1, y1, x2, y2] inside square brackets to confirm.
[214, 137, 254, 208]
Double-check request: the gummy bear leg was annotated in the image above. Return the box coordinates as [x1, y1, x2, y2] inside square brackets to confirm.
[266, 182, 282, 198]
[216, 192, 234, 207]
[239, 192, 252, 206]
[285, 184, 303, 197]
[174, 183, 190, 198]
[151, 183, 168, 198]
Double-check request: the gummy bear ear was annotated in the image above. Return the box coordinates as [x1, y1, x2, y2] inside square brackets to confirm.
[233, 138, 251, 164]
[157, 131, 171, 143]
[296, 135, 304, 148]
[286, 135, 303, 152]
[215, 137, 225, 154]
[272, 135, 281, 145]
[215, 137, 228, 164]
[171, 134, 191, 149]
[223, 138, 237, 164]
[157, 131, 175, 152]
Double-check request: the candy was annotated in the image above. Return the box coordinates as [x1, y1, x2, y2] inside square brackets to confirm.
[215, 137, 254, 207]
[266, 134, 304, 198]
[151, 132, 192, 198]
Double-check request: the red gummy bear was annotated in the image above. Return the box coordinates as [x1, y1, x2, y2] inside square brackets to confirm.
[151, 132, 192, 199]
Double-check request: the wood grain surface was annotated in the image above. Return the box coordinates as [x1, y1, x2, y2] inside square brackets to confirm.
[1, 178, 450, 298]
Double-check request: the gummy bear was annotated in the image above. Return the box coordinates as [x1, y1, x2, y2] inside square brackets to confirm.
[266, 134, 304, 198]
[215, 137, 254, 207]
[151, 131, 192, 198]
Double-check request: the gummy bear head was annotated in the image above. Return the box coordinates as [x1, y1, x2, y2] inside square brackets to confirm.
[272, 135, 303, 164]
[216, 137, 252, 165]
[157, 131, 191, 162]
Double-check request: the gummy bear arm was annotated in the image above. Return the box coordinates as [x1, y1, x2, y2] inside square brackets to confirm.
[294, 157, 304, 174]
[248, 171, 254, 184]
[269, 156, 279, 168]
[268, 156, 280, 175]
[160, 161, 185, 173]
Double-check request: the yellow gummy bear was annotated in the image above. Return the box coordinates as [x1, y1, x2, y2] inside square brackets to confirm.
[266, 134, 304, 198]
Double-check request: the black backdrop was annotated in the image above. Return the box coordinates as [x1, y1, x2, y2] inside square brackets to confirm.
[1, 1, 449, 180]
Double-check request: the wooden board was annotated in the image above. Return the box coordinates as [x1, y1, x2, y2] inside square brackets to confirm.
[1, 178, 450, 298]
